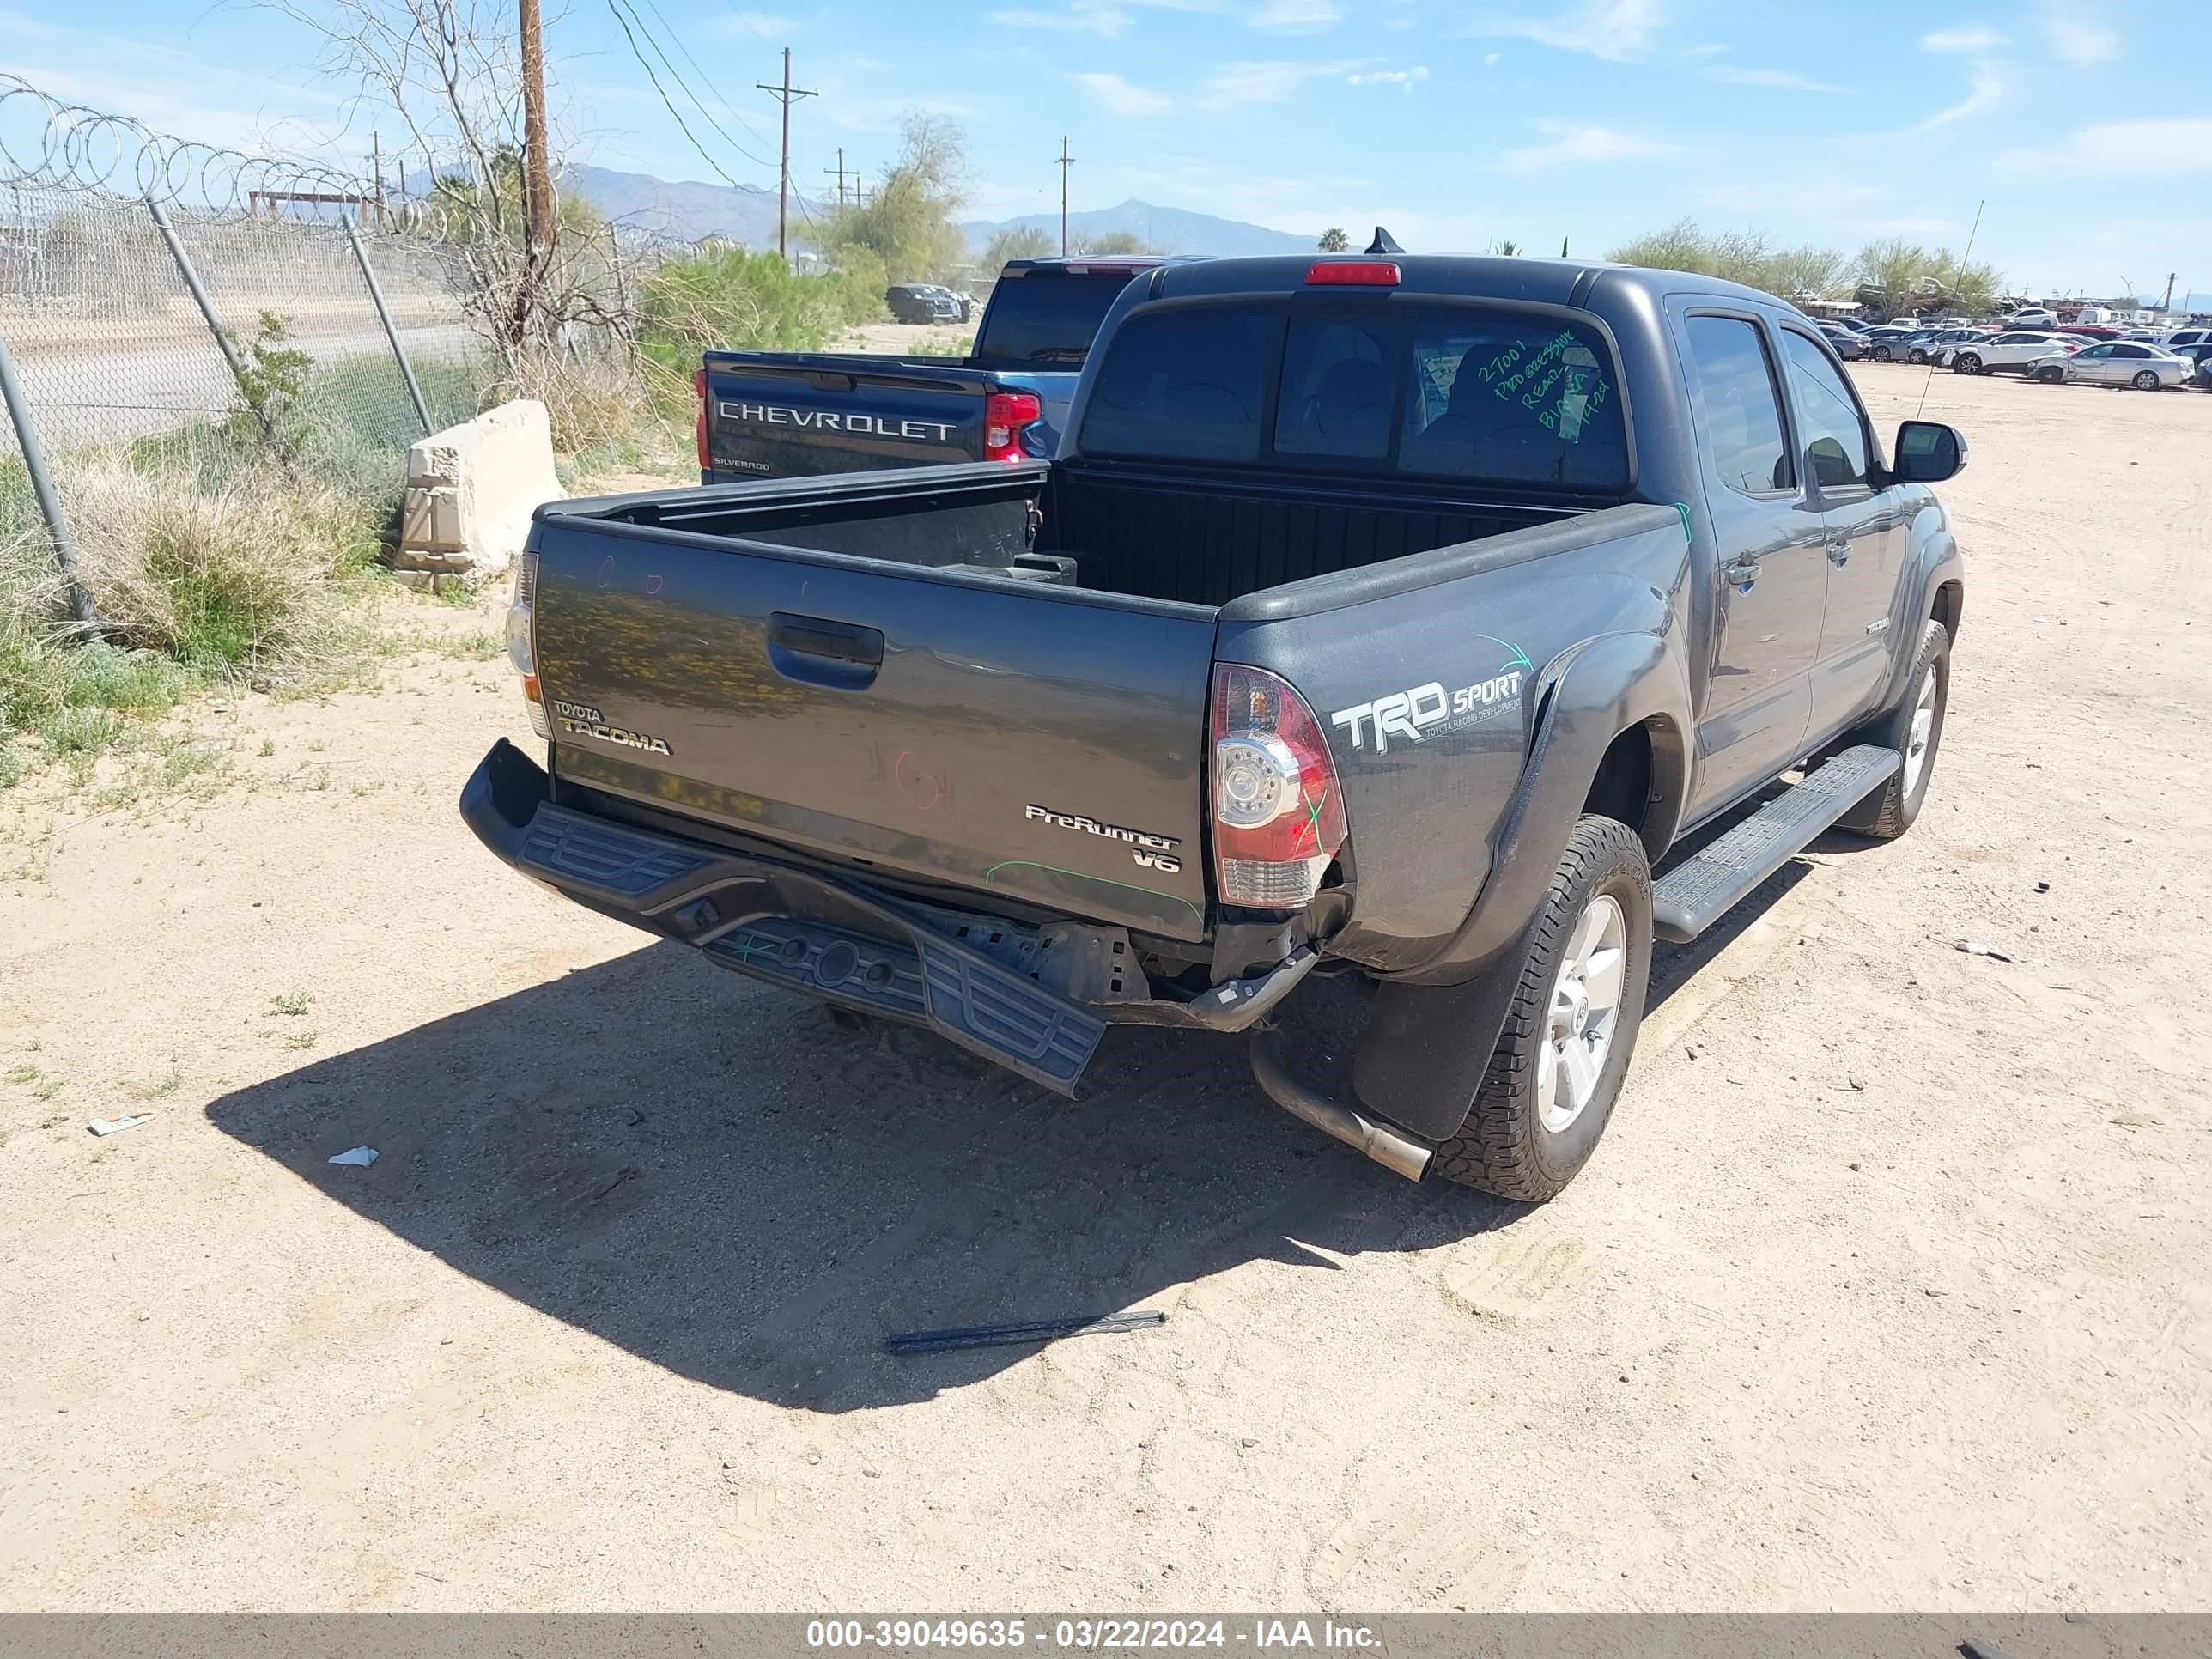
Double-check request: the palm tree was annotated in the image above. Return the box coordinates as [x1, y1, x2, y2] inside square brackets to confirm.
[1317, 228, 1349, 252]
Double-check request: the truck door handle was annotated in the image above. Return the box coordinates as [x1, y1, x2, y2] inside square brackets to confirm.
[1826, 538, 1851, 566]
[1723, 557, 1759, 587]
[768, 612, 884, 690]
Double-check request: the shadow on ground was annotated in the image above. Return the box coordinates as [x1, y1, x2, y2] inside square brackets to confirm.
[206, 855, 1814, 1414]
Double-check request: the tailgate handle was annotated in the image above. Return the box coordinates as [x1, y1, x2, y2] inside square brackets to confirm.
[768, 612, 884, 690]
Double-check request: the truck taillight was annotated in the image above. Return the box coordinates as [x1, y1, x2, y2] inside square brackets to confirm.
[982, 390, 1042, 461]
[1209, 663, 1346, 910]
[694, 367, 711, 475]
[506, 550, 549, 739]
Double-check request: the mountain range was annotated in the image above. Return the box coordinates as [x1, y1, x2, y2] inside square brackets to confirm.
[556, 165, 1313, 259]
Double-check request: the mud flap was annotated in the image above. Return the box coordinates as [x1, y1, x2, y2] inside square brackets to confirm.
[1350, 926, 1534, 1143]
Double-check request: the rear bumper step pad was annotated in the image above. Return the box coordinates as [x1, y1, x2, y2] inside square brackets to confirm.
[463, 738, 1106, 1092]
[1650, 744, 1899, 943]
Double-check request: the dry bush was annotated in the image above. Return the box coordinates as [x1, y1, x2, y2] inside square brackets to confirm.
[61, 456, 380, 676]
[494, 347, 657, 453]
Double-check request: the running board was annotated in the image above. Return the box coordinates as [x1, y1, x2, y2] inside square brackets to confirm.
[1650, 744, 1900, 943]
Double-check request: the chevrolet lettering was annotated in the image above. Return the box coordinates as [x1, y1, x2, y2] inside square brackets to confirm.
[718, 402, 957, 444]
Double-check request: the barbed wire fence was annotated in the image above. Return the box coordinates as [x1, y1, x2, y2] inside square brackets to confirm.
[0, 75, 653, 628]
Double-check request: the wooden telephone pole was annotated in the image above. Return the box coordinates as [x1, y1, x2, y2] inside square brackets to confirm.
[518, 0, 556, 258]
[757, 47, 818, 258]
[823, 147, 855, 211]
[1057, 137, 1075, 255]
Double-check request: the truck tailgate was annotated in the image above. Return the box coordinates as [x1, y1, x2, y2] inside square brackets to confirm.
[529, 517, 1218, 943]
[703, 353, 990, 477]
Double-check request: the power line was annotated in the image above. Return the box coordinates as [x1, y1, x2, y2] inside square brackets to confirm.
[605, 0, 759, 187]
[634, 0, 780, 158]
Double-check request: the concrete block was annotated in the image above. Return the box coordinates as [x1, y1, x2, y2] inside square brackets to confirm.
[397, 398, 564, 578]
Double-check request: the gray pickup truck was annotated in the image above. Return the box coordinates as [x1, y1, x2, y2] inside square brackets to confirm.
[466, 245, 1966, 1201]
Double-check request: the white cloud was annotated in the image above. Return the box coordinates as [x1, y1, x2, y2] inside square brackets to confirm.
[1072, 70, 1173, 115]
[1684, 42, 1726, 58]
[1468, 0, 1664, 63]
[1916, 59, 2006, 129]
[986, 1, 1132, 35]
[1497, 119, 1673, 173]
[1702, 65, 1843, 91]
[1250, 0, 1340, 30]
[1920, 26, 2006, 52]
[1484, 51, 1499, 64]
[1346, 64, 1428, 89]
[1200, 58, 1364, 106]
[712, 10, 797, 37]
[2039, 9, 2118, 65]
[1998, 117, 2212, 176]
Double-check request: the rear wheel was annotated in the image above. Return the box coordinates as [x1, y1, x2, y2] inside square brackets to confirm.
[2131, 369, 2161, 390]
[1429, 816, 1652, 1203]
[1837, 619, 1949, 840]
[1954, 352, 1983, 374]
[1908, 348, 1929, 365]
[2036, 365, 2065, 384]
[1873, 345, 1895, 362]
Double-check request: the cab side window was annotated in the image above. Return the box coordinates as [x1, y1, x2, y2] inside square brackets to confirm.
[1682, 315, 1792, 496]
[1778, 330, 1873, 492]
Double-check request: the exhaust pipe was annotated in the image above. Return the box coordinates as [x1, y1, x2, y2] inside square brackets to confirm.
[1249, 1029, 1434, 1182]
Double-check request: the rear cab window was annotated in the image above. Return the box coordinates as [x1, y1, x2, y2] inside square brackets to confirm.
[1078, 297, 1631, 490]
[971, 268, 1151, 372]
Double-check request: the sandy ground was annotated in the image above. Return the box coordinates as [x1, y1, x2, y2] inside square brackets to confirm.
[1, 368, 2208, 1613]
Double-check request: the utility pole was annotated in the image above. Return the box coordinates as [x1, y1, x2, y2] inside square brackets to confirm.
[2162, 272, 2176, 313]
[757, 46, 818, 259]
[823, 147, 854, 211]
[518, 0, 556, 259]
[1056, 137, 1075, 255]
[371, 133, 384, 228]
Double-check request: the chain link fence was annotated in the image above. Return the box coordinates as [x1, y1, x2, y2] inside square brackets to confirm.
[0, 76, 549, 620]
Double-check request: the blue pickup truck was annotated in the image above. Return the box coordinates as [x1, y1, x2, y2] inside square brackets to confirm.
[694, 257, 1170, 480]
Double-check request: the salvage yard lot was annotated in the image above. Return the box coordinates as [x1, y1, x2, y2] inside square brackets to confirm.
[2, 370, 2207, 1611]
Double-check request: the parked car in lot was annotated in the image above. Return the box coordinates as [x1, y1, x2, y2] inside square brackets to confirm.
[1906, 326, 1990, 365]
[886, 283, 963, 325]
[2007, 309, 2057, 327]
[2027, 340, 2194, 388]
[1820, 323, 1866, 359]
[1863, 326, 1919, 362]
[2159, 327, 2211, 349]
[2170, 343, 2212, 388]
[478, 249, 1968, 1201]
[1935, 331, 2082, 374]
[923, 284, 977, 324]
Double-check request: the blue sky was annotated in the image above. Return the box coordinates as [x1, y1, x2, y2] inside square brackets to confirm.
[5, 0, 2209, 298]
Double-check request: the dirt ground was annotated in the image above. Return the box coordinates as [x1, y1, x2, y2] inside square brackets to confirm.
[2, 368, 2207, 1613]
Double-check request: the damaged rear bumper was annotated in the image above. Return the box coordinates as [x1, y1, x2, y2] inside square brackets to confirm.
[461, 739, 1317, 1095]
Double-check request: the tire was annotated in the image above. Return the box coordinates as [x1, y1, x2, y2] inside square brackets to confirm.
[1429, 816, 1653, 1203]
[1908, 348, 1929, 365]
[1873, 345, 1895, 363]
[1954, 352, 1983, 374]
[1836, 618, 1950, 840]
[2131, 369, 2161, 390]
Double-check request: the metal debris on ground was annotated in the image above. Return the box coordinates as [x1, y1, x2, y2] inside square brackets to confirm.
[87, 1115, 152, 1137]
[1954, 939, 2014, 962]
[327, 1146, 380, 1168]
[885, 1311, 1167, 1356]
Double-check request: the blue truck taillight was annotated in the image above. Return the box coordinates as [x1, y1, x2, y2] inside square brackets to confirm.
[1209, 664, 1347, 909]
[983, 390, 1041, 461]
[693, 368, 711, 476]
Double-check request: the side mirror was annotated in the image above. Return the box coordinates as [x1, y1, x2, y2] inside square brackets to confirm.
[1893, 420, 1966, 484]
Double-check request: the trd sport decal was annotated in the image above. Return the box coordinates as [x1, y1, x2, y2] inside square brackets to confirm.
[1329, 640, 1532, 756]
